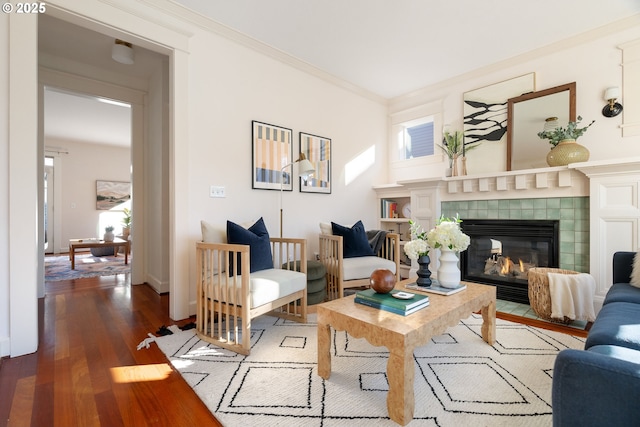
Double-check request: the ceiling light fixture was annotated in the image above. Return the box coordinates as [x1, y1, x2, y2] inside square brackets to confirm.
[112, 39, 134, 65]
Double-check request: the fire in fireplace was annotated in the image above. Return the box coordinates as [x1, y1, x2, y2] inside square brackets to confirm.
[460, 219, 559, 304]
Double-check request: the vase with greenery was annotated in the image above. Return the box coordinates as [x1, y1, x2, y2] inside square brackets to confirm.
[426, 215, 470, 289]
[537, 116, 594, 166]
[121, 208, 132, 238]
[439, 130, 480, 176]
[104, 225, 115, 242]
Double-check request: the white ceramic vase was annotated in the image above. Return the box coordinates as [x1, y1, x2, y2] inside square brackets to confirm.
[104, 231, 115, 242]
[437, 248, 461, 288]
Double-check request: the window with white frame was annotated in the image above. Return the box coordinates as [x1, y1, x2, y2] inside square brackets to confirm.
[400, 116, 435, 159]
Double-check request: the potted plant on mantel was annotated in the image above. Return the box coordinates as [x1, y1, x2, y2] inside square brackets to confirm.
[537, 116, 595, 166]
[439, 130, 481, 176]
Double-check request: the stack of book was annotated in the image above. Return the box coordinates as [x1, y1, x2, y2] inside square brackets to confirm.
[355, 289, 429, 316]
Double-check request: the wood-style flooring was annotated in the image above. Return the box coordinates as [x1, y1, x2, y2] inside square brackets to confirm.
[0, 273, 588, 427]
[0, 274, 222, 427]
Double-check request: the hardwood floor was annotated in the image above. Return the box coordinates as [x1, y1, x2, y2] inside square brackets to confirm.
[0, 274, 222, 427]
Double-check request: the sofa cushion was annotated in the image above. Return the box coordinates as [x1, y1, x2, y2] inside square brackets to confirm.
[331, 220, 375, 258]
[603, 282, 640, 305]
[585, 302, 640, 351]
[343, 256, 396, 281]
[319, 222, 332, 236]
[630, 252, 640, 288]
[227, 217, 273, 274]
[248, 268, 306, 308]
[588, 345, 640, 363]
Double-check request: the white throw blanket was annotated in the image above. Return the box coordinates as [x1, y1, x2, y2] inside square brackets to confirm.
[547, 272, 596, 322]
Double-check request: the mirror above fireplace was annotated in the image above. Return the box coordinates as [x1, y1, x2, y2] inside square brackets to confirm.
[506, 82, 576, 171]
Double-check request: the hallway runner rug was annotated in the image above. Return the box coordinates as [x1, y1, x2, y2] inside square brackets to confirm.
[149, 313, 584, 426]
[45, 254, 131, 281]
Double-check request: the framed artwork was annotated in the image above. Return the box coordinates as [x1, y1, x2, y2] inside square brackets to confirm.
[299, 132, 331, 194]
[252, 121, 293, 191]
[462, 73, 535, 173]
[463, 73, 535, 146]
[96, 180, 131, 210]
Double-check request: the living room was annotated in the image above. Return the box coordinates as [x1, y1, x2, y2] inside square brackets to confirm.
[3, 0, 640, 366]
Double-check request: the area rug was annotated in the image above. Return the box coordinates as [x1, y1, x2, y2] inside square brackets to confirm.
[149, 313, 585, 426]
[45, 254, 131, 281]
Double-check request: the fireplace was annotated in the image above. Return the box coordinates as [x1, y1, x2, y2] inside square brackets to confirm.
[460, 219, 559, 304]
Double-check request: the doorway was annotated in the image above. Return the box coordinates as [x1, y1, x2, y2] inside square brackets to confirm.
[44, 157, 54, 254]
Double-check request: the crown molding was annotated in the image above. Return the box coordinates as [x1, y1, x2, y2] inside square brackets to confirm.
[391, 13, 640, 106]
[140, 0, 388, 105]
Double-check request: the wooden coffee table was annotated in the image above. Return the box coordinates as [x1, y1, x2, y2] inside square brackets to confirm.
[317, 279, 496, 425]
[68, 238, 130, 270]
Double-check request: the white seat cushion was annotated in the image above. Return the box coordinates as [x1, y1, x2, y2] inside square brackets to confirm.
[248, 268, 306, 308]
[343, 256, 396, 281]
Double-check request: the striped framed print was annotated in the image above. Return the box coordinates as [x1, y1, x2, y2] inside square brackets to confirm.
[252, 121, 293, 191]
[299, 132, 331, 194]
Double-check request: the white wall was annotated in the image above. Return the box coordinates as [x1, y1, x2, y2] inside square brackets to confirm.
[185, 24, 388, 309]
[46, 139, 131, 250]
[387, 21, 640, 183]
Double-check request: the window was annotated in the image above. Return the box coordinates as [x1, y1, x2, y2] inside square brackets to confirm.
[398, 116, 435, 160]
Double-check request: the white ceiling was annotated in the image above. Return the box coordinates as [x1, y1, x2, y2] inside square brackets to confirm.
[40, 1, 640, 148]
[44, 88, 132, 148]
[175, 0, 640, 99]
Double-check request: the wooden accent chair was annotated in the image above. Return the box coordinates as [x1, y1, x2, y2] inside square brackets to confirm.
[195, 237, 308, 355]
[319, 230, 400, 300]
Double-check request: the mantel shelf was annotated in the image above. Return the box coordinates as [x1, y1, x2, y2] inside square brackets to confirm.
[376, 158, 640, 200]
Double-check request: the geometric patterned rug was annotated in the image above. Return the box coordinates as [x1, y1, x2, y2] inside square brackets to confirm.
[151, 313, 585, 426]
[45, 254, 131, 281]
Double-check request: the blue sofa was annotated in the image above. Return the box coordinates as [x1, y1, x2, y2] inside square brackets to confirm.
[552, 251, 640, 426]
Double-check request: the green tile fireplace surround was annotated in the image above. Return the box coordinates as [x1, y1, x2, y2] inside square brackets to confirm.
[441, 196, 589, 273]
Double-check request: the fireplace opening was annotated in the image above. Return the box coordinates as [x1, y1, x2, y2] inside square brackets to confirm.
[460, 219, 559, 304]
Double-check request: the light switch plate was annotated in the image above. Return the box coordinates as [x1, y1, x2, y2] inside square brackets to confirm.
[210, 186, 226, 198]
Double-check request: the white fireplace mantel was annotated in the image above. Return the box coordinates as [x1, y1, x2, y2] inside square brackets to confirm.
[374, 157, 640, 310]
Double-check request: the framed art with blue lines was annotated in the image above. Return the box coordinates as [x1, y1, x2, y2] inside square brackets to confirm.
[300, 132, 331, 194]
[252, 121, 293, 191]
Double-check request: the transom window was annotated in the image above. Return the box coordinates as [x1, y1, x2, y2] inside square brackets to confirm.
[399, 116, 435, 160]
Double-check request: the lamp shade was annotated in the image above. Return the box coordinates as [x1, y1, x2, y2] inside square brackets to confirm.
[112, 40, 134, 65]
[604, 86, 620, 101]
[298, 158, 315, 178]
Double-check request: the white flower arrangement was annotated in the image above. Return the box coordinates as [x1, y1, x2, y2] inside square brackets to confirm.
[426, 215, 470, 252]
[403, 220, 430, 261]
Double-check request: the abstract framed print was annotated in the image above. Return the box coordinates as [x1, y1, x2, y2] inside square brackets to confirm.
[299, 132, 331, 194]
[252, 121, 293, 191]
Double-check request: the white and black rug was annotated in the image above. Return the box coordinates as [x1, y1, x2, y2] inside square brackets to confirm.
[151, 314, 584, 426]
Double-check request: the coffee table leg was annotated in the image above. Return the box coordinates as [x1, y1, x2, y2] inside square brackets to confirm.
[481, 299, 496, 345]
[70, 246, 75, 270]
[387, 346, 414, 425]
[317, 321, 331, 379]
[124, 243, 129, 265]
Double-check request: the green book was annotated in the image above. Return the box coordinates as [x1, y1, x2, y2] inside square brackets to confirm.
[355, 289, 429, 311]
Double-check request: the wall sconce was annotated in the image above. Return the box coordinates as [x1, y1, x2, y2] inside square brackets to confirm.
[112, 39, 135, 65]
[602, 86, 623, 118]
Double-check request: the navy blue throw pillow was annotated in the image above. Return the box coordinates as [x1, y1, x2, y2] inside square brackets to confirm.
[331, 220, 375, 258]
[227, 217, 273, 275]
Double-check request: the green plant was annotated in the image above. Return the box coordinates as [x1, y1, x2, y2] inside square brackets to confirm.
[105, 225, 114, 232]
[122, 208, 132, 228]
[438, 131, 481, 165]
[537, 116, 595, 147]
